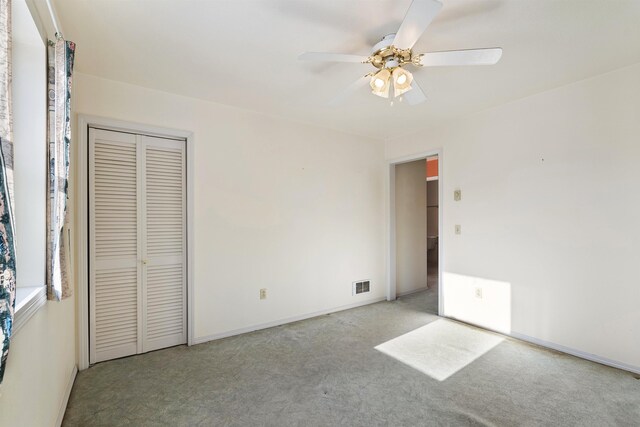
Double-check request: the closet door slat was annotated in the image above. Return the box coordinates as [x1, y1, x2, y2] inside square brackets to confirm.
[141, 136, 187, 353]
[89, 129, 141, 364]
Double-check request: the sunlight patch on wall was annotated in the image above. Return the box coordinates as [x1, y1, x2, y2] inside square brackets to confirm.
[443, 272, 512, 334]
[375, 319, 504, 381]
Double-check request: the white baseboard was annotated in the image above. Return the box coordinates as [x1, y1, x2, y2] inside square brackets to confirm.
[510, 332, 640, 375]
[193, 296, 386, 345]
[444, 316, 640, 376]
[397, 286, 428, 297]
[56, 365, 78, 427]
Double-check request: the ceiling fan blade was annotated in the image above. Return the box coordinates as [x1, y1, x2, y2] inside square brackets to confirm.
[328, 76, 370, 106]
[403, 81, 427, 106]
[298, 52, 368, 63]
[419, 48, 503, 67]
[393, 0, 443, 49]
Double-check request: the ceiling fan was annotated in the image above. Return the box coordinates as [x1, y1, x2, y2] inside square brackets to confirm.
[298, 0, 502, 106]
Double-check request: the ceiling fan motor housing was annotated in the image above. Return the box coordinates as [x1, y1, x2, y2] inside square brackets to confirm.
[369, 33, 414, 69]
[371, 33, 397, 53]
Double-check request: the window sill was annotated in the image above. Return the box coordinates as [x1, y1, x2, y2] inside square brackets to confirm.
[13, 286, 47, 335]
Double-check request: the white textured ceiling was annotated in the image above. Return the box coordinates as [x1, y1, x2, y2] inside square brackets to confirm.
[55, 0, 640, 140]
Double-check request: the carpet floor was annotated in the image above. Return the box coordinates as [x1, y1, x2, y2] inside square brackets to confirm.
[63, 291, 640, 426]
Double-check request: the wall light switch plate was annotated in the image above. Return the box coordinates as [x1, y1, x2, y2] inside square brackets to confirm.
[455, 224, 461, 235]
[454, 189, 462, 201]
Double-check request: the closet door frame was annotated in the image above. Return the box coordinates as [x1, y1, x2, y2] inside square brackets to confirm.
[78, 115, 194, 370]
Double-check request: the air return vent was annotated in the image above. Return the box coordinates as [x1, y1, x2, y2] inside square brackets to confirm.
[352, 280, 371, 295]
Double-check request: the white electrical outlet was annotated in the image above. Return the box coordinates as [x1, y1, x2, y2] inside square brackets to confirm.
[455, 224, 461, 235]
[260, 288, 267, 300]
[474, 287, 483, 299]
[454, 189, 462, 201]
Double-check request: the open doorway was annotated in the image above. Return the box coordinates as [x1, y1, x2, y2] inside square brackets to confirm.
[389, 153, 441, 315]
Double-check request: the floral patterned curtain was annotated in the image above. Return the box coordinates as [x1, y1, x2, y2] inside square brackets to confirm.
[0, 0, 17, 384]
[47, 38, 75, 301]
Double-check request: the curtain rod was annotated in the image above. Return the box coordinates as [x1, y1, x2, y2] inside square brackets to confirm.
[44, 0, 63, 39]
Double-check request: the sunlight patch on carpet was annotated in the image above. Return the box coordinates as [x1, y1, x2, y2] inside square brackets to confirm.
[375, 319, 504, 381]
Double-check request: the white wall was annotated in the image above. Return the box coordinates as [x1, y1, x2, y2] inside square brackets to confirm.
[72, 73, 387, 342]
[395, 159, 427, 296]
[0, 3, 77, 427]
[386, 63, 640, 371]
[0, 300, 76, 426]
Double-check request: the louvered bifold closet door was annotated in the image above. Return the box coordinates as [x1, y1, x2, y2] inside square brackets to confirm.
[89, 128, 141, 364]
[141, 136, 187, 352]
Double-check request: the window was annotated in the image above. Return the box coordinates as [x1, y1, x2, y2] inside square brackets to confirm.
[11, 0, 48, 332]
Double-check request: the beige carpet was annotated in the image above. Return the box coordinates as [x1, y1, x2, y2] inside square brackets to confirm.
[63, 290, 640, 426]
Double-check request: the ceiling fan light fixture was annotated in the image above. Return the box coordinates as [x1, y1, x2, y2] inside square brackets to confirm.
[370, 68, 391, 98]
[298, 0, 503, 107]
[392, 67, 413, 97]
